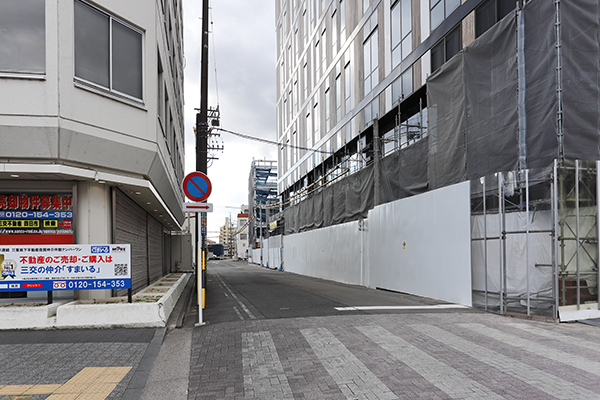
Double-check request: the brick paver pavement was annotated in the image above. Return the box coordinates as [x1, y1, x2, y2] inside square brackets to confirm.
[0, 328, 156, 400]
[189, 312, 600, 400]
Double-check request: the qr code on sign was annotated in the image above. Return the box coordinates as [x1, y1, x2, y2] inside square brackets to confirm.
[114, 264, 128, 276]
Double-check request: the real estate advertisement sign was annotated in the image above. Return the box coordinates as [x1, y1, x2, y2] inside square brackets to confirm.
[0, 244, 131, 292]
[0, 193, 74, 245]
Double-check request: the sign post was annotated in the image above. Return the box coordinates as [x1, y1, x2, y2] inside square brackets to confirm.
[182, 172, 212, 326]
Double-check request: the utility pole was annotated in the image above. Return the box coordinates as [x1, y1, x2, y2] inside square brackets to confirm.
[195, 0, 210, 325]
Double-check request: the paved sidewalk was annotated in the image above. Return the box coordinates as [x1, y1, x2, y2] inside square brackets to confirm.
[140, 327, 192, 400]
[188, 312, 600, 400]
[0, 328, 156, 400]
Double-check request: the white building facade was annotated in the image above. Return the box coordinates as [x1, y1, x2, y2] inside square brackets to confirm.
[0, 0, 186, 299]
[236, 205, 249, 259]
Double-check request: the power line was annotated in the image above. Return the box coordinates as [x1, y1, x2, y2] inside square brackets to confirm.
[214, 127, 333, 155]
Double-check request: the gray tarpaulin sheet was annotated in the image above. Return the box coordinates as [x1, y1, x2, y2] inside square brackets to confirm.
[464, 12, 518, 177]
[428, 54, 468, 189]
[428, 10, 517, 188]
[283, 143, 429, 234]
[561, 0, 600, 161]
[523, 0, 558, 170]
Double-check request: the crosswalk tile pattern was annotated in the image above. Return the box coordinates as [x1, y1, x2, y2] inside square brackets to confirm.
[189, 313, 600, 400]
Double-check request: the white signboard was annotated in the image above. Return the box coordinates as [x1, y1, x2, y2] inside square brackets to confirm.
[0, 244, 131, 291]
[183, 202, 213, 212]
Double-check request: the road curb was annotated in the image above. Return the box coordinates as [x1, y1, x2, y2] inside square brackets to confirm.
[121, 326, 167, 400]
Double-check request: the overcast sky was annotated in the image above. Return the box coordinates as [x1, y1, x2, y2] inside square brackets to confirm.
[183, 1, 277, 241]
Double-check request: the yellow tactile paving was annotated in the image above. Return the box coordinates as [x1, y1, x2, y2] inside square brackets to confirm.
[45, 394, 79, 400]
[0, 366, 132, 399]
[52, 383, 90, 394]
[24, 384, 62, 394]
[0, 385, 33, 395]
[94, 367, 131, 384]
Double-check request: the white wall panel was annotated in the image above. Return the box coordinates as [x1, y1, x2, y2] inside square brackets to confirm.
[368, 181, 472, 305]
[252, 249, 262, 265]
[283, 220, 363, 285]
[268, 235, 282, 269]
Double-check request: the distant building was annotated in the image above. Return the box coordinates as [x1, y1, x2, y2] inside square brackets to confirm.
[235, 205, 250, 259]
[0, 0, 186, 299]
[248, 160, 279, 252]
[219, 217, 236, 257]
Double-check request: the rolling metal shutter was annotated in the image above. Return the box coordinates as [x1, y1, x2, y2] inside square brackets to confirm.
[147, 215, 163, 284]
[114, 189, 148, 294]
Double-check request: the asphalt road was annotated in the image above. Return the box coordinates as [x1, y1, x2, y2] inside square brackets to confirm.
[194, 259, 475, 325]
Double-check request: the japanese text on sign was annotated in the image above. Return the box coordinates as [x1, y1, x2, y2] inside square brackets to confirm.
[0, 244, 131, 291]
[0, 194, 71, 211]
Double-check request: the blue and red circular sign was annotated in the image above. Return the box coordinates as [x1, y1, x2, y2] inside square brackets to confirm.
[182, 172, 212, 202]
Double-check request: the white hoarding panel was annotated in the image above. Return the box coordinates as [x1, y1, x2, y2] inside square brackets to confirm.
[368, 181, 472, 306]
[283, 220, 363, 285]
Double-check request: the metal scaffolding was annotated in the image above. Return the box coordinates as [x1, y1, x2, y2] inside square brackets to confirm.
[471, 160, 599, 320]
[248, 160, 279, 261]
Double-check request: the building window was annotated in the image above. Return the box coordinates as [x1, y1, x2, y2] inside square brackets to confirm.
[363, 29, 379, 95]
[306, 111, 313, 151]
[313, 100, 320, 142]
[303, 8, 308, 43]
[430, 0, 461, 31]
[158, 60, 164, 122]
[391, 0, 412, 68]
[314, 39, 321, 80]
[344, 58, 352, 114]
[364, 98, 379, 125]
[431, 25, 461, 72]
[335, 71, 342, 122]
[325, 87, 331, 130]
[293, 77, 298, 113]
[303, 60, 309, 101]
[74, 0, 143, 100]
[332, 9, 338, 53]
[475, 0, 514, 37]
[0, 0, 45, 75]
[340, 0, 346, 42]
[392, 67, 413, 103]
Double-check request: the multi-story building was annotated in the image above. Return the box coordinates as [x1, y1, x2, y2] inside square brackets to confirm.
[236, 205, 250, 259]
[0, 0, 187, 299]
[276, 0, 600, 321]
[219, 217, 236, 257]
[276, 0, 517, 208]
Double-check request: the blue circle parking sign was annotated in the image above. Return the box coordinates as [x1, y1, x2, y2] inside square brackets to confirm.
[182, 172, 212, 202]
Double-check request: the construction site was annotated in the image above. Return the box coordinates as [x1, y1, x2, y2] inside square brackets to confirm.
[273, 0, 600, 321]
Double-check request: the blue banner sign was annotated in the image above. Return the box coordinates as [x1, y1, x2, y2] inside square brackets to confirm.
[0, 244, 131, 292]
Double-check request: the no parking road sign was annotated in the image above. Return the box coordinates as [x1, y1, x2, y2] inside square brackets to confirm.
[182, 172, 212, 202]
